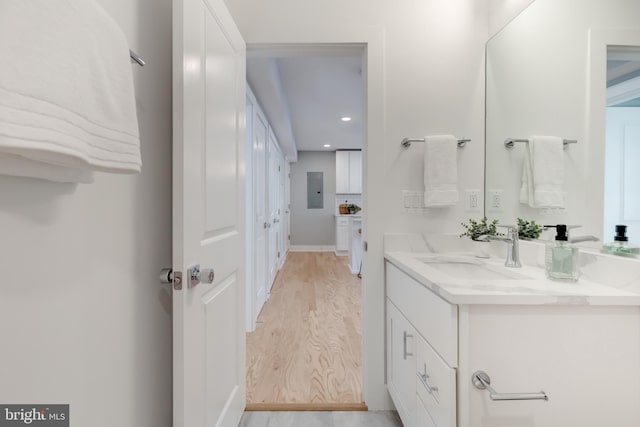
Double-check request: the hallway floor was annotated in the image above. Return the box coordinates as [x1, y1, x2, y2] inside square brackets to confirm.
[246, 252, 362, 407]
[240, 411, 402, 427]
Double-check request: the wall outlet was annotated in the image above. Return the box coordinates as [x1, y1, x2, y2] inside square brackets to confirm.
[487, 189, 504, 212]
[465, 189, 481, 212]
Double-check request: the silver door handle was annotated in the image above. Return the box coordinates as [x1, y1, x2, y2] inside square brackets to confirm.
[274, 218, 279, 223]
[472, 371, 548, 401]
[202, 268, 215, 284]
[403, 331, 413, 359]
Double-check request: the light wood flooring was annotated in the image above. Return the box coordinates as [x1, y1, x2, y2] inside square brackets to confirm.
[246, 252, 363, 407]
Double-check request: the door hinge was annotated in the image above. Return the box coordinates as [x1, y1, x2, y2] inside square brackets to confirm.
[278, 166, 281, 171]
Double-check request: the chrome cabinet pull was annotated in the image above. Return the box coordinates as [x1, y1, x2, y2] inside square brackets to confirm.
[417, 363, 439, 393]
[403, 331, 413, 359]
[472, 371, 548, 401]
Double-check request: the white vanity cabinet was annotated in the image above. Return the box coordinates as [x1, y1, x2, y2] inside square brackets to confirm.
[385, 258, 640, 427]
[386, 262, 457, 427]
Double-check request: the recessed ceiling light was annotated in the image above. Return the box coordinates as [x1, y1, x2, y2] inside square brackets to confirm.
[341, 116, 352, 122]
[323, 144, 331, 148]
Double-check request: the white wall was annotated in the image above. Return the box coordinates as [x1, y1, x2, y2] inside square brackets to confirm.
[487, 0, 536, 37]
[225, 0, 489, 410]
[290, 152, 336, 247]
[485, 0, 640, 242]
[0, 1, 173, 426]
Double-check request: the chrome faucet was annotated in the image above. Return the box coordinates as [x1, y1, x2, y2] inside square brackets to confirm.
[478, 225, 521, 268]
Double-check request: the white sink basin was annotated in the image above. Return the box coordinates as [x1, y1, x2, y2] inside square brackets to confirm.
[416, 255, 532, 280]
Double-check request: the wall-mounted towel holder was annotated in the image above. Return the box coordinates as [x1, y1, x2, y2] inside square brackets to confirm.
[504, 138, 577, 149]
[129, 49, 145, 67]
[472, 371, 548, 401]
[401, 137, 470, 148]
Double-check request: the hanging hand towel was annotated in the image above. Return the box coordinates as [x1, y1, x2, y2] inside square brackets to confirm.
[423, 135, 459, 207]
[519, 136, 564, 208]
[0, 0, 141, 183]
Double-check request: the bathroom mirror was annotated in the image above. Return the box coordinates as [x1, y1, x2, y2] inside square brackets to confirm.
[485, 0, 640, 244]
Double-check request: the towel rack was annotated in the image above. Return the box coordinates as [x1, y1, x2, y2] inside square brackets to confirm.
[504, 138, 577, 149]
[401, 137, 470, 148]
[472, 371, 549, 401]
[129, 49, 146, 67]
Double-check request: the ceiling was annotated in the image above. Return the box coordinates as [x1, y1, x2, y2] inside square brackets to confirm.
[247, 53, 363, 161]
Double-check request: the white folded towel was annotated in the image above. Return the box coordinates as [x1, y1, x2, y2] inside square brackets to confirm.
[0, 0, 141, 183]
[520, 136, 564, 208]
[423, 135, 459, 207]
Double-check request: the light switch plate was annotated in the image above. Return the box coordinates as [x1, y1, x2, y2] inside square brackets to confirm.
[465, 189, 481, 212]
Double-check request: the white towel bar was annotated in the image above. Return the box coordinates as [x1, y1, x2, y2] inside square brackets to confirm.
[504, 138, 577, 149]
[401, 137, 470, 148]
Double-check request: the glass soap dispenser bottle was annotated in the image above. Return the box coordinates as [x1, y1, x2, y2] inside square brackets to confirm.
[545, 224, 579, 281]
[601, 225, 640, 258]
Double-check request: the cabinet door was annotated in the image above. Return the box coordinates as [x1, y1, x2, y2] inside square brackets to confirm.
[416, 334, 456, 427]
[336, 219, 349, 252]
[336, 151, 350, 194]
[349, 150, 362, 193]
[416, 395, 437, 427]
[387, 299, 416, 427]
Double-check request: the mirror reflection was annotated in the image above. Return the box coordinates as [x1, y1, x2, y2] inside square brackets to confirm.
[485, 0, 640, 245]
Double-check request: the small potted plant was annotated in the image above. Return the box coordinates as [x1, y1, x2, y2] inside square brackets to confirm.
[460, 217, 500, 258]
[517, 218, 543, 240]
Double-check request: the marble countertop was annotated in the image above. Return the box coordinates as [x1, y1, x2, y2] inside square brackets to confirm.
[385, 250, 640, 306]
[335, 213, 362, 218]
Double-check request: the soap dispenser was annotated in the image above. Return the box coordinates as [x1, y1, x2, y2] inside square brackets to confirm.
[601, 225, 640, 258]
[545, 224, 579, 281]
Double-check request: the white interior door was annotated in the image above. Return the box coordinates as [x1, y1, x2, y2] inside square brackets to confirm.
[253, 106, 268, 320]
[173, 0, 246, 425]
[267, 131, 280, 288]
[285, 161, 291, 254]
[605, 107, 640, 240]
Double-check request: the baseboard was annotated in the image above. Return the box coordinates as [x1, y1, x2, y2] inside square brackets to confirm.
[245, 402, 368, 412]
[289, 245, 336, 252]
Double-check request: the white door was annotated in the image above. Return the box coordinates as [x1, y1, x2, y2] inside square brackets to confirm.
[605, 107, 640, 240]
[285, 161, 291, 254]
[173, 0, 246, 425]
[253, 107, 268, 320]
[267, 131, 281, 288]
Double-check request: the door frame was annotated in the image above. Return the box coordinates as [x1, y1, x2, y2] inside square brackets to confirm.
[244, 31, 389, 409]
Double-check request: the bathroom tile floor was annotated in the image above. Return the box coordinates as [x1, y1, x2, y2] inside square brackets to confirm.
[239, 411, 403, 427]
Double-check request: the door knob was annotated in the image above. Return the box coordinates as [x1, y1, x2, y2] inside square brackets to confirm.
[202, 268, 215, 284]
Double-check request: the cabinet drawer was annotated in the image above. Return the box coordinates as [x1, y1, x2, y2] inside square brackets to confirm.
[386, 261, 458, 367]
[416, 395, 437, 427]
[416, 335, 456, 427]
[336, 217, 349, 226]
